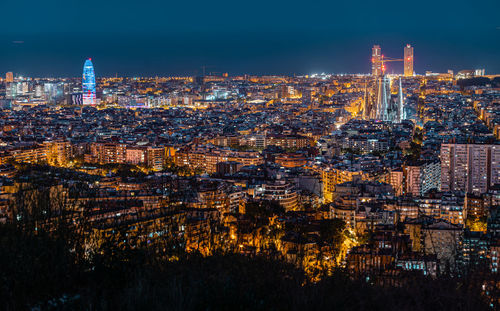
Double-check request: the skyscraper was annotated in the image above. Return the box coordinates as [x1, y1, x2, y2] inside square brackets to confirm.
[404, 44, 414, 76]
[5, 72, 13, 83]
[371, 45, 382, 76]
[441, 144, 500, 194]
[82, 58, 96, 105]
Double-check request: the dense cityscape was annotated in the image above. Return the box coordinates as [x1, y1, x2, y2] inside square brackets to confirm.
[1, 42, 500, 309]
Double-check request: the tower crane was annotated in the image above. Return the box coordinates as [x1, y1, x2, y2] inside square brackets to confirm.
[372, 55, 404, 74]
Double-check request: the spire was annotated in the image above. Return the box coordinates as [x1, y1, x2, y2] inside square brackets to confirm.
[397, 77, 404, 122]
[376, 76, 390, 121]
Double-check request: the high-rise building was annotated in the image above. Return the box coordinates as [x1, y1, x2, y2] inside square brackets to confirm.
[404, 161, 441, 196]
[404, 44, 414, 76]
[5, 83, 16, 99]
[371, 45, 382, 76]
[5, 72, 13, 83]
[441, 144, 500, 194]
[82, 58, 96, 105]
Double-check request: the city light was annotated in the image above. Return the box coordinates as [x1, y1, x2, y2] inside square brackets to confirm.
[1, 6, 499, 307]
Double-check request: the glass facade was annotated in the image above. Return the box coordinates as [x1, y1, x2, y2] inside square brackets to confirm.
[82, 58, 96, 105]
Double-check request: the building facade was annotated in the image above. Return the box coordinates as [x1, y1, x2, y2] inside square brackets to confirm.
[440, 143, 500, 194]
[82, 58, 97, 105]
[404, 44, 414, 76]
[371, 45, 382, 76]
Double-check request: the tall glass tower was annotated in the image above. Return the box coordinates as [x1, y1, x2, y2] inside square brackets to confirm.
[82, 58, 96, 105]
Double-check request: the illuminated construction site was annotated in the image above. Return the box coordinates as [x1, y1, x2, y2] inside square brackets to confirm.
[362, 44, 414, 122]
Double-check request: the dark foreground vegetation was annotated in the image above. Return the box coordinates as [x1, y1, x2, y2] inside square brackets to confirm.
[0, 176, 497, 310]
[0, 223, 492, 311]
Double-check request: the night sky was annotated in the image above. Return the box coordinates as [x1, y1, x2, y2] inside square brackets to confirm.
[1, 0, 499, 77]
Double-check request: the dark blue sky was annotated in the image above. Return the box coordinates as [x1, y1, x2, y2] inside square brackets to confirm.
[1, 0, 499, 77]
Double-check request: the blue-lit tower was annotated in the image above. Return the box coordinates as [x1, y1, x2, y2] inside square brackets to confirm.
[82, 58, 96, 105]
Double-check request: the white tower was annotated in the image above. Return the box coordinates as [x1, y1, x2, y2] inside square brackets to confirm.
[397, 77, 405, 122]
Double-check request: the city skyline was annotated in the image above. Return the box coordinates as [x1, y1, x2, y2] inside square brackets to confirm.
[2, 1, 500, 308]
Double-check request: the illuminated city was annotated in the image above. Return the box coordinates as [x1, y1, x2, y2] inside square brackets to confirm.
[0, 0, 499, 309]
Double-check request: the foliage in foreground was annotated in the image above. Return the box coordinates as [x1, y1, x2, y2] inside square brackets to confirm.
[0, 223, 491, 311]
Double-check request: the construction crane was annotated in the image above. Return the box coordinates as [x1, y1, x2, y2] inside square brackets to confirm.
[372, 55, 404, 74]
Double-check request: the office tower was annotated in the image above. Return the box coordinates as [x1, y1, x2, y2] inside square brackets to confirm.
[82, 58, 96, 105]
[441, 144, 500, 194]
[5, 83, 16, 99]
[404, 44, 414, 76]
[5, 72, 13, 83]
[371, 45, 382, 76]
